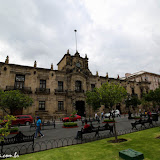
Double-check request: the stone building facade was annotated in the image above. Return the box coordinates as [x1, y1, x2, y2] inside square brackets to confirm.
[0, 51, 150, 118]
[122, 71, 160, 91]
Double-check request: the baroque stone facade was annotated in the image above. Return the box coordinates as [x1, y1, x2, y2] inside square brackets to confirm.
[0, 51, 150, 118]
[122, 71, 160, 91]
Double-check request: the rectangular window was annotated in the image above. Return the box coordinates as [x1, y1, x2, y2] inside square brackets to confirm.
[40, 80, 46, 89]
[75, 81, 82, 91]
[15, 75, 25, 89]
[58, 81, 63, 91]
[91, 84, 95, 91]
[39, 101, 45, 110]
[58, 101, 64, 111]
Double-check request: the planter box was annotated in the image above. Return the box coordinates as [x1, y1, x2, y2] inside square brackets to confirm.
[103, 121, 115, 123]
[119, 149, 144, 160]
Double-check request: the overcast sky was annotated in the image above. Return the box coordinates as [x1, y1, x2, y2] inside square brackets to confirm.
[0, 0, 160, 78]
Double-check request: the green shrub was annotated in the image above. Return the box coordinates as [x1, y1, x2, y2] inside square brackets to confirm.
[0, 127, 18, 134]
[133, 116, 141, 119]
[104, 119, 115, 122]
[63, 122, 77, 127]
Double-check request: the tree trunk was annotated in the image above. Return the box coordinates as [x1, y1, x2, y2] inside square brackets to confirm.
[113, 121, 118, 143]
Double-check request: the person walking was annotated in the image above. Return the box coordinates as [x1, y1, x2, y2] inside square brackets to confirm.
[101, 112, 104, 120]
[34, 116, 44, 139]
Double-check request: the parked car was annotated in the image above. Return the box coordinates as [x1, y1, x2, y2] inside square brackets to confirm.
[104, 110, 120, 118]
[62, 114, 81, 122]
[1, 115, 33, 126]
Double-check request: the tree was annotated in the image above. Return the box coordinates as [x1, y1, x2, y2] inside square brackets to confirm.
[86, 82, 127, 142]
[0, 115, 16, 142]
[0, 90, 33, 115]
[125, 94, 141, 109]
[86, 89, 101, 111]
[143, 86, 160, 108]
[97, 82, 127, 109]
[86, 82, 127, 110]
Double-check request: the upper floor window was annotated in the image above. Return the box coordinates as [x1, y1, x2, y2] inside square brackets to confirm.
[40, 80, 46, 89]
[75, 81, 82, 91]
[15, 75, 25, 89]
[58, 81, 63, 91]
[58, 101, 64, 111]
[91, 84, 95, 91]
[144, 77, 148, 81]
[39, 101, 45, 110]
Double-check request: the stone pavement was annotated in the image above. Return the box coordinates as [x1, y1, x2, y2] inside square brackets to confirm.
[17, 116, 160, 142]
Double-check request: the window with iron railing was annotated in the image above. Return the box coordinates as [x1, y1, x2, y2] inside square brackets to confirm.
[40, 80, 46, 89]
[15, 75, 25, 89]
[58, 81, 63, 91]
[58, 101, 64, 111]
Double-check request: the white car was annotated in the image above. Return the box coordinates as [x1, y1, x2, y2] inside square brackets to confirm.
[104, 110, 120, 118]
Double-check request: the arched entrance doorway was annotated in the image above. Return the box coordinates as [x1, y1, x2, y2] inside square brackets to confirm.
[76, 101, 85, 116]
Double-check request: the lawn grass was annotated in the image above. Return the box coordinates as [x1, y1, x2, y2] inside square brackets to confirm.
[10, 127, 160, 160]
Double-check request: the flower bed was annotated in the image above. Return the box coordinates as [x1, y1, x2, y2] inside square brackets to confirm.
[63, 122, 78, 128]
[103, 119, 115, 123]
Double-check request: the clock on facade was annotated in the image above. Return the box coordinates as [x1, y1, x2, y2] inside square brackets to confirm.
[76, 62, 81, 68]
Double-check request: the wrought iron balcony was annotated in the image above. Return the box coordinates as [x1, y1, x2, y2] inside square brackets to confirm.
[35, 88, 50, 94]
[75, 89, 84, 93]
[5, 86, 32, 94]
[54, 89, 67, 95]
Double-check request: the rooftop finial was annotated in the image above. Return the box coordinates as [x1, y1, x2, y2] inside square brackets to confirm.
[5, 55, 9, 64]
[67, 49, 69, 54]
[34, 60, 37, 68]
[85, 54, 87, 58]
[51, 63, 53, 70]
[117, 74, 119, 79]
[96, 71, 99, 76]
[106, 72, 108, 78]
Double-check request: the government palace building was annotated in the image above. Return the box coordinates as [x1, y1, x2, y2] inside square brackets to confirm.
[0, 50, 150, 119]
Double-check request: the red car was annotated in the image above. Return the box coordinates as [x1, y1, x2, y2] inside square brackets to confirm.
[1, 115, 33, 126]
[62, 114, 81, 122]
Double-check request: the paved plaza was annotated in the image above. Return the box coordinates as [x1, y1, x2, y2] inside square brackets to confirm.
[18, 115, 160, 141]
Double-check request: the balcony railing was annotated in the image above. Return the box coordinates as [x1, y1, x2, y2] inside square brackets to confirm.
[75, 89, 84, 93]
[5, 86, 32, 94]
[54, 89, 67, 95]
[35, 88, 50, 94]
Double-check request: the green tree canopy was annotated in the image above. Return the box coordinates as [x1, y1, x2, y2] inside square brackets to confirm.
[0, 90, 33, 115]
[86, 82, 127, 110]
[144, 86, 160, 107]
[125, 94, 141, 109]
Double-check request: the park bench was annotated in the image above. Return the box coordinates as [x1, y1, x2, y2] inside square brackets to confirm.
[81, 118, 100, 126]
[131, 118, 153, 129]
[0, 131, 34, 154]
[76, 123, 113, 140]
